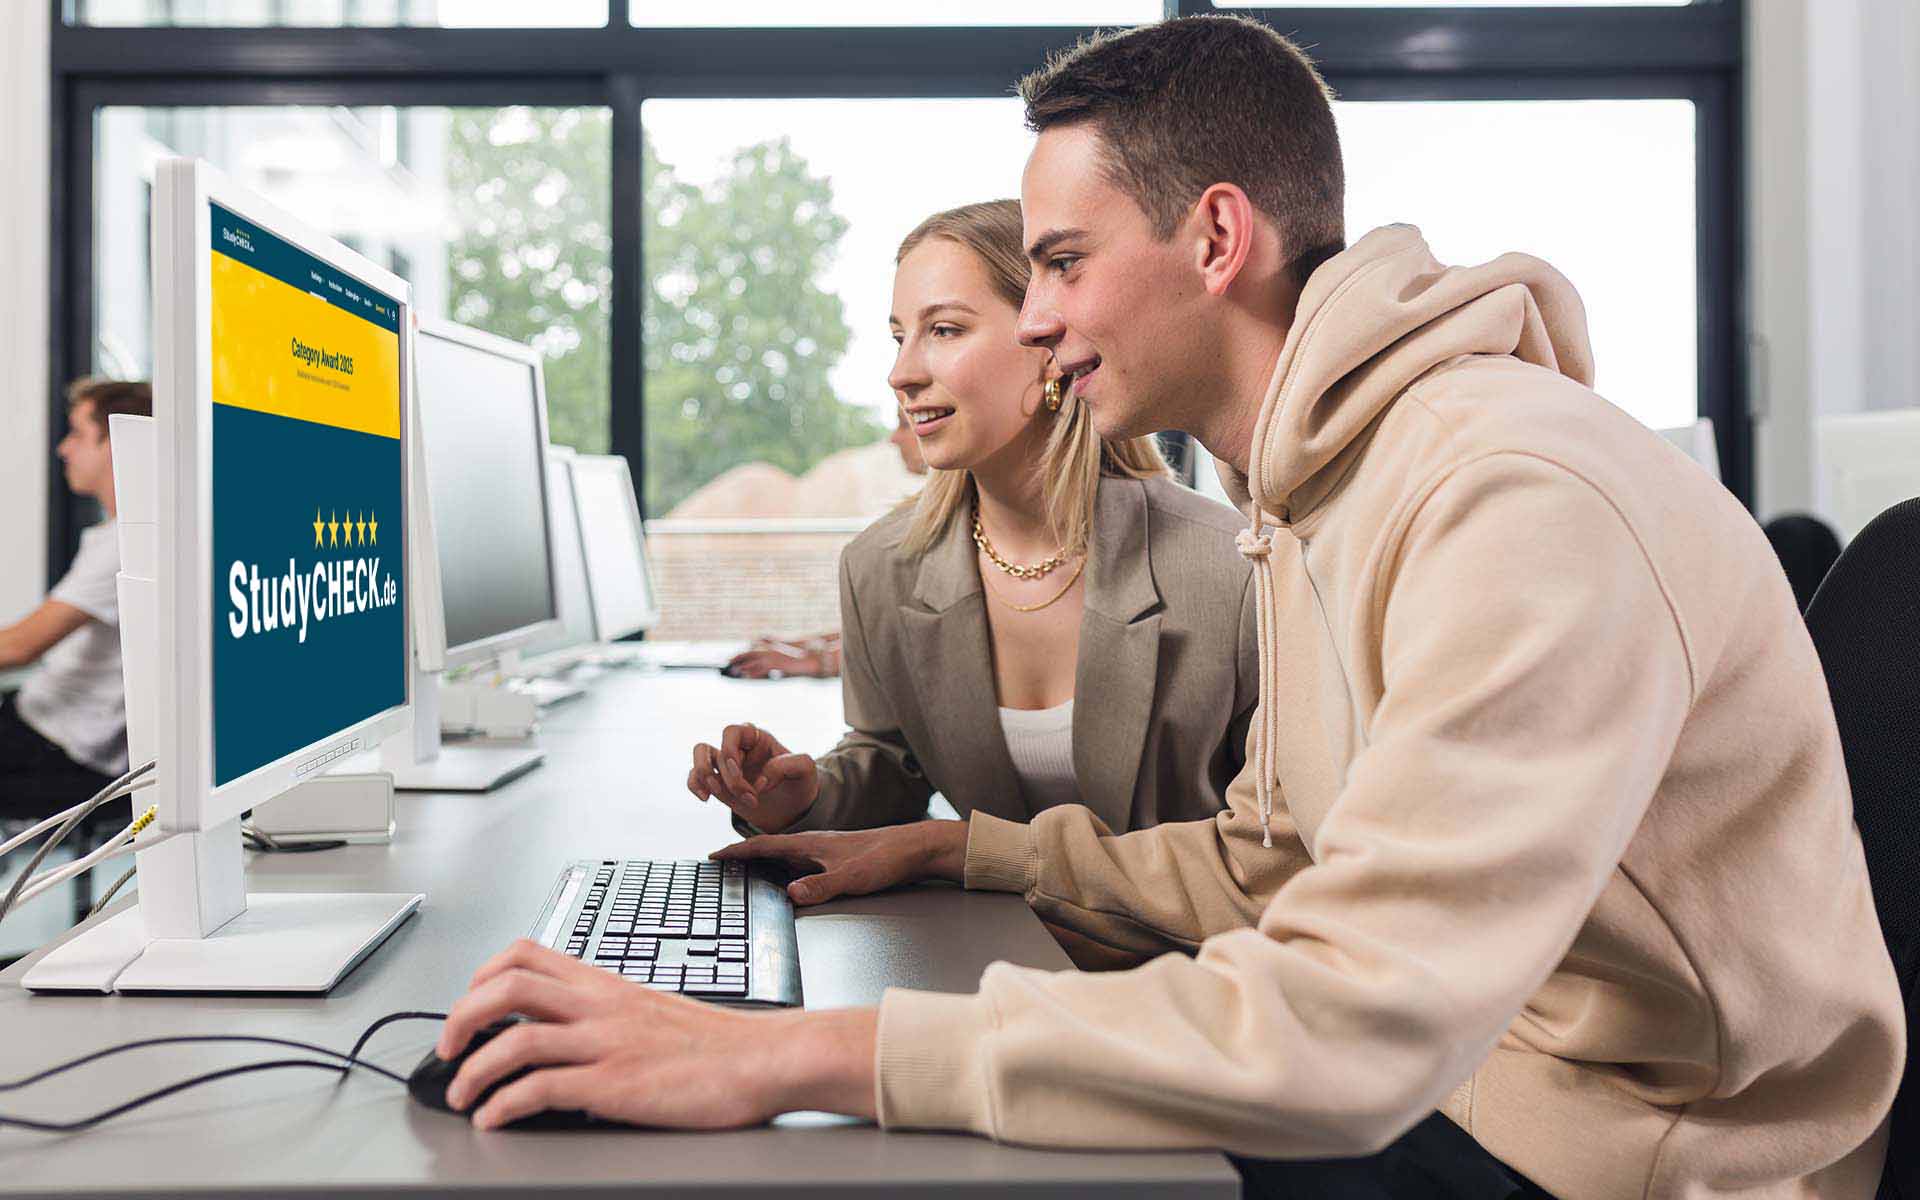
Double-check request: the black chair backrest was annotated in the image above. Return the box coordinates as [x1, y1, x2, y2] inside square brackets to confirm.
[1765, 513, 1844, 613]
[1803, 498, 1920, 1200]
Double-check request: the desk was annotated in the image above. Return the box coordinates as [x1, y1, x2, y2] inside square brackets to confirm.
[0, 666, 1238, 1198]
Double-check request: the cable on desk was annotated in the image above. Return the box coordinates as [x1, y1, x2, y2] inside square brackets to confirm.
[241, 823, 347, 854]
[0, 1010, 448, 1133]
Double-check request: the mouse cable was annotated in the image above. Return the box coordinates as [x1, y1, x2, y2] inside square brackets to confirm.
[0, 1010, 447, 1134]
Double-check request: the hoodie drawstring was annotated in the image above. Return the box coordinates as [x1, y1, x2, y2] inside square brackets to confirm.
[1234, 522, 1280, 849]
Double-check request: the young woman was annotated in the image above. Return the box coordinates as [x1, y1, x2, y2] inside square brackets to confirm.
[687, 200, 1256, 884]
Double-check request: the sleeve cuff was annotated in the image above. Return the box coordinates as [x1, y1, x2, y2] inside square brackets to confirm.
[964, 811, 1036, 895]
[875, 987, 998, 1136]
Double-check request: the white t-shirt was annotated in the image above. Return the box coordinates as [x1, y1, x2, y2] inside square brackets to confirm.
[18, 522, 128, 776]
[997, 698, 1080, 815]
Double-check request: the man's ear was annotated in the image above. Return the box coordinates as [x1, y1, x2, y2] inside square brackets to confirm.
[1191, 183, 1258, 298]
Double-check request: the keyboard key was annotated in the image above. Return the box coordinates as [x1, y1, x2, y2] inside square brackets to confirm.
[686, 979, 749, 997]
[686, 940, 718, 955]
[691, 919, 718, 937]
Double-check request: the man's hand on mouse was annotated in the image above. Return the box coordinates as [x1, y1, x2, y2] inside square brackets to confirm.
[437, 939, 878, 1130]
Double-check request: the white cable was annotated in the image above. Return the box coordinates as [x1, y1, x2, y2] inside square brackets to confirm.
[1, 802, 99, 860]
[0, 765, 157, 928]
[0, 776, 155, 862]
[12, 828, 175, 909]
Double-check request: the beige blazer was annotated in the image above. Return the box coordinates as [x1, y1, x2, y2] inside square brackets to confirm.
[787, 474, 1257, 837]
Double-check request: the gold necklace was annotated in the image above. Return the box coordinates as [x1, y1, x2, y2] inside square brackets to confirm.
[982, 556, 1086, 613]
[972, 507, 1069, 579]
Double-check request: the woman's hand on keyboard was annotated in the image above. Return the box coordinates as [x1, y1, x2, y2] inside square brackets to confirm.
[438, 938, 878, 1130]
[688, 722, 819, 832]
[711, 821, 967, 906]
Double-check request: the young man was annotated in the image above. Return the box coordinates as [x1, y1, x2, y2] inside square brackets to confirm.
[0, 378, 149, 818]
[434, 17, 1903, 1198]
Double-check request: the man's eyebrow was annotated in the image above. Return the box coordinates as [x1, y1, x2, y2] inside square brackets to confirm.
[1026, 228, 1088, 263]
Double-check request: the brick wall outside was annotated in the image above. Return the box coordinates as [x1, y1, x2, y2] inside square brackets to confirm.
[647, 528, 859, 642]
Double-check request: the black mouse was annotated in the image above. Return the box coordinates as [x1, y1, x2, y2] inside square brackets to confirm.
[408, 1016, 610, 1130]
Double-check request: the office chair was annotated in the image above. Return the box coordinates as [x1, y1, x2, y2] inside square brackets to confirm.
[1802, 498, 1920, 1200]
[1764, 513, 1843, 613]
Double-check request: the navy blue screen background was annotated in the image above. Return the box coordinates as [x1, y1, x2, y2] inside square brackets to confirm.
[210, 396, 406, 785]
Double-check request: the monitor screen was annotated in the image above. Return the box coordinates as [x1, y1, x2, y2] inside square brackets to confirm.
[209, 201, 406, 788]
[570, 455, 659, 641]
[414, 327, 557, 657]
[524, 451, 598, 653]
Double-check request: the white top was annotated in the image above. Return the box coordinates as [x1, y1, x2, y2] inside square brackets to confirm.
[18, 521, 128, 776]
[997, 698, 1080, 814]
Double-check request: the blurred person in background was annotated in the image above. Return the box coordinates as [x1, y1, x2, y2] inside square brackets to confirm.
[1, 379, 150, 819]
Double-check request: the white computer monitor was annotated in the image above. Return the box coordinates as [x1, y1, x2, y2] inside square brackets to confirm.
[1816, 410, 1920, 543]
[520, 447, 600, 656]
[569, 454, 661, 641]
[412, 319, 562, 669]
[27, 158, 422, 994]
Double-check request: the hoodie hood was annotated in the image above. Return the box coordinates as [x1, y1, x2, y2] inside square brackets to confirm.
[1229, 225, 1596, 852]
[1246, 224, 1595, 523]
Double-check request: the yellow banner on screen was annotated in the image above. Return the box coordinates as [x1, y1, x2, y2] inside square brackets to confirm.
[210, 251, 401, 440]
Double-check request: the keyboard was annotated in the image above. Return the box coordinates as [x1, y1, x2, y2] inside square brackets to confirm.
[528, 858, 802, 1007]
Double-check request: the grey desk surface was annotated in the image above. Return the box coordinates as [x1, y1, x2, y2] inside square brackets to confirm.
[0, 665, 1237, 1198]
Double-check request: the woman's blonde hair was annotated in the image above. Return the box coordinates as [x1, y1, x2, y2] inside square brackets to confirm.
[894, 199, 1170, 558]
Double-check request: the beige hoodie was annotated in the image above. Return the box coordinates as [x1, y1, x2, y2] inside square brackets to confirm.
[872, 226, 1906, 1199]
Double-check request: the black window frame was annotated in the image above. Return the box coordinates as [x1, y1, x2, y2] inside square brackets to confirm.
[45, 0, 1746, 586]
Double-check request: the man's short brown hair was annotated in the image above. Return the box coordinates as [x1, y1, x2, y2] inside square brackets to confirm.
[1019, 14, 1346, 285]
[66, 377, 153, 440]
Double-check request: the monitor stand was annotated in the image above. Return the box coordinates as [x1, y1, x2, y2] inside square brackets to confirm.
[22, 821, 421, 994]
[384, 744, 543, 792]
[376, 668, 542, 792]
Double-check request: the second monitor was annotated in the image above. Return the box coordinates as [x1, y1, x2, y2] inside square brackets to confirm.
[382, 318, 562, 791]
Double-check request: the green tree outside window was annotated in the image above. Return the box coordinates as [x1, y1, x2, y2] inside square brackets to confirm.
[445, 107, 878, 516]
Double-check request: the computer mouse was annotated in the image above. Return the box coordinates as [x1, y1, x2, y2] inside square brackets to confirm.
[408, 1016, 609, 1130]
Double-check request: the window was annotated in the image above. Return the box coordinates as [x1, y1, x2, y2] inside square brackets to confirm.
[1338, 99, 1698, 431]
[640, 98, 1030, 640]
[74, 0, 608, 26]
[630, 1, 1158, 26]
[92, 104, 612, 454]
[50, 4, 1746, 599]
[1215, 1, 1690, 7]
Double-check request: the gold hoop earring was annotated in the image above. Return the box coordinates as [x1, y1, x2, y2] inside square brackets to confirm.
[1042, 377, 1063, 413]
